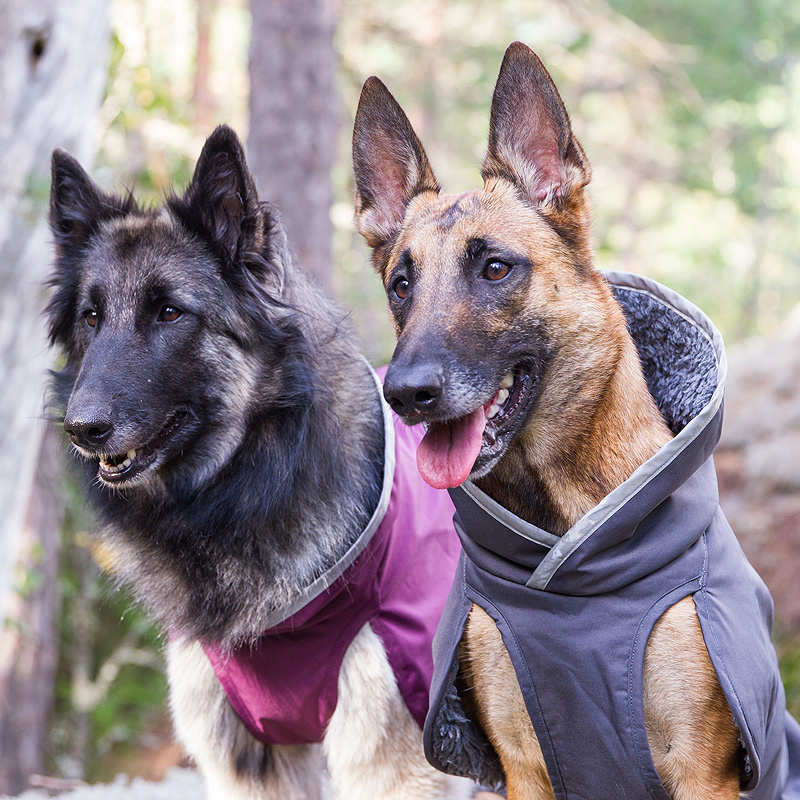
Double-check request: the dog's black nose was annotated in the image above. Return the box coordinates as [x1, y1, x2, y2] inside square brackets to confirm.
[384, 363, 444, 417]
[64, 410, 113, 449]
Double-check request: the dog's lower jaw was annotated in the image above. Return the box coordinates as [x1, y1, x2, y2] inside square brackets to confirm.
[476, 323, 673, 533]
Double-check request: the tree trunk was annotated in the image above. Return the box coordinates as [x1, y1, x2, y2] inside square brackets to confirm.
[193, 0, 216, 129]
[247, 0, 339, 289]
[0, 0, 111, 790]
[0, 427, 64, 794]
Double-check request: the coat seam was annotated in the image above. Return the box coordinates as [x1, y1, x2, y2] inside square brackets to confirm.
[695, 533, 760, 782]
[628, 575, 701, 800]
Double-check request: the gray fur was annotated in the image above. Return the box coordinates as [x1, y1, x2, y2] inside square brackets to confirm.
[612, 285, 717, 434]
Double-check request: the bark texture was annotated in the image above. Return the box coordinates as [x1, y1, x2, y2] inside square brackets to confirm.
[0, 428, 64, 794]
[0, 0, 109, 631]
[248, 0, 339, 289]
[0, 0, 111, 791]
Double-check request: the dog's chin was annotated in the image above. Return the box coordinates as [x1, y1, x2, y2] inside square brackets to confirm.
[87, 408, 192, 489]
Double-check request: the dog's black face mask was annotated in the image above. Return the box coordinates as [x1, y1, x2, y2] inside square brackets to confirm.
[47, 127, 286, 492]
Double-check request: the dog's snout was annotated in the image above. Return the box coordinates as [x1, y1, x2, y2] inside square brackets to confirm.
[64, 408, 114, 449]
[384, 363, 444, 417]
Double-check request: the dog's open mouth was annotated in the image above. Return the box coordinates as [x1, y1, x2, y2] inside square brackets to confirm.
[97, 410, 188, 485]
[416, 368, 538, 489]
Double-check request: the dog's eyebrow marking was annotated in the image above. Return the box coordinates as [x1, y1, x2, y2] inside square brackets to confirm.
[396, 248, 415, 275]
[87, 283, 105, 309]
[436, 197, 469, 230]
[460, 237, 533, 278]
[466, 238, 487, 259]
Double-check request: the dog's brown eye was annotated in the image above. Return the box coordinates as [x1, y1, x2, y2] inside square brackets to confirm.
[159, 306, 183, 323]
[84, 309, 98, 328]
[484, 261, 511, 281]
[393, 276, 410, 300]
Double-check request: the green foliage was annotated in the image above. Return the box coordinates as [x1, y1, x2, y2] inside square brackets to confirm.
[335, 0, 800, 345]
[777, 631, 800, 721]
[51, 476, 168, 782]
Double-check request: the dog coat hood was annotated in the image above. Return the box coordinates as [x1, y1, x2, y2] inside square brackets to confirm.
[424, 270, 800, 799]
[203, 366, 460, 745]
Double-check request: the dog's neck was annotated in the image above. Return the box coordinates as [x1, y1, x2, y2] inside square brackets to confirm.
[476, 290, 673, 536]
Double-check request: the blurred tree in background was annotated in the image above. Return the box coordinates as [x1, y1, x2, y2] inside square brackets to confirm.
[248, 0, 339, 289]
[1, 0, 798, 787]
[0, 0, 112, 792]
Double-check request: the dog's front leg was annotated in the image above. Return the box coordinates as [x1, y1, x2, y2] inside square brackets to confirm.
[324, 623, 473, 800]
[167, 639, 323, 800]
[461, 605, 554, 800]
[643, 596, 740, 800]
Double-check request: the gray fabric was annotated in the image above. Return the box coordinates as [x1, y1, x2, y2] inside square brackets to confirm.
[424, 271, 800, 799]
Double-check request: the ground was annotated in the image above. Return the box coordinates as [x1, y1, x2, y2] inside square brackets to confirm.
[1, 770, 202, 800]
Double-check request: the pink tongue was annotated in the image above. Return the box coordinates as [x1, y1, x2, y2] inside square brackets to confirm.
[416, 408, 487, 489]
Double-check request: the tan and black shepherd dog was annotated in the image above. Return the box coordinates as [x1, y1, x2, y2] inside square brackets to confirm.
[352, 43, 742, 799]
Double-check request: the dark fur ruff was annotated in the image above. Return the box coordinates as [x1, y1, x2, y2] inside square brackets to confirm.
[46, 126, 384, 651]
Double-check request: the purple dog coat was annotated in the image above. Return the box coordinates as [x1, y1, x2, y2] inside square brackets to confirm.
[424, 271, 800, 798]
[203, 366, 460, 746]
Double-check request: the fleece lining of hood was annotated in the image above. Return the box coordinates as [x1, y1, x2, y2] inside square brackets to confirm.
[611, 282, 718, 434]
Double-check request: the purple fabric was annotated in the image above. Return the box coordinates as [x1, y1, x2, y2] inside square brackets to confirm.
[202, 392, 460, 746]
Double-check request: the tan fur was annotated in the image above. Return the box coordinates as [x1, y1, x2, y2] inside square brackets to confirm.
[643, 597, 741, 799]
[325, 624, 472, 800]
[462, 606, 553, 800]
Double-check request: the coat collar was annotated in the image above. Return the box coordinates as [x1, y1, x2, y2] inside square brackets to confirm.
[257, 359, 396, 629]
[451, 270, 727, 594]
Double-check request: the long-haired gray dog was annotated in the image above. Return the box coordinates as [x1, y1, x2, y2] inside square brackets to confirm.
[46, 126, 469, 800]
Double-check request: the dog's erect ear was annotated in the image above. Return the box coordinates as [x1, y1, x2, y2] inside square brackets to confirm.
[50, 150, 121, 253]
[183, 125, 264, 266]
[352, 77, 439, 252]
[482, 42, 590, 205]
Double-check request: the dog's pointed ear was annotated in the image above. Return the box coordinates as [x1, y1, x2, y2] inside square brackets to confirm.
[50, 150, 118, 252]
[482, 42, 590, 205]
[352, 77, 439, 252]
[184, 125, 264, 266]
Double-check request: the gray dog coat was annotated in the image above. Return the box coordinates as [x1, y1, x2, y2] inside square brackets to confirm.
[424, 270, 800, 799]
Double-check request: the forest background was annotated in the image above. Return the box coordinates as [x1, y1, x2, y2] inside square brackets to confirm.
[0, 0, 799, 791]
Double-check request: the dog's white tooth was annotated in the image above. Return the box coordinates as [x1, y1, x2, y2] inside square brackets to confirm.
[122, 458, 131, 467]
[487, 404, 500, 419]
[127, 449, 136, 460]
[501, 372, 514, 389]
[497, 388, 509, 405]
